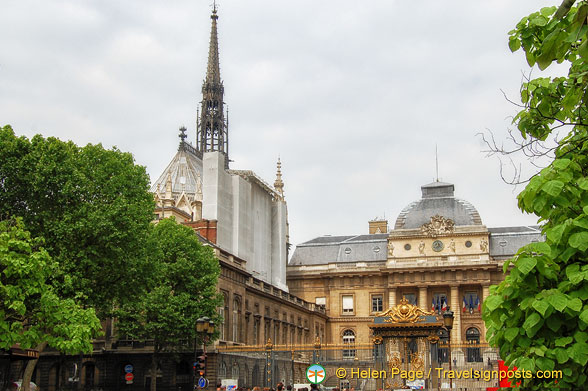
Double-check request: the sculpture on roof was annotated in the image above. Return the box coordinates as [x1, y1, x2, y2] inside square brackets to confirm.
[420, 215, 455, 237]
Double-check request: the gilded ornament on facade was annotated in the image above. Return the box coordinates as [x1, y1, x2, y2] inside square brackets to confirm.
[377, 297, 434, 323]
[372, 335, 383, 345]
[410, 352, 425, 373]
[420, 215, 455, 237]
[388, 352, 401, 371]
[427, 335, 440, 344]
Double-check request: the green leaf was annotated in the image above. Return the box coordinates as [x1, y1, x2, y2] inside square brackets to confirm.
[568, 298, 583, 312]
[580, 309, 588, 324]
[577, 177, 588, 190]
[556, 336, 574, 347]
[509, 36, 521, 52]
[547, 292, 568, 312]
[504, 327, 519, 342]
[556, 348, 569, 364]
[569, 232, 588, 251]
[542, 180, 564, 196]
[518, 257, 537, 275]
[484, 295, 503, 312]
[523, 312, 541, 330]
[532, 300, 550, 316]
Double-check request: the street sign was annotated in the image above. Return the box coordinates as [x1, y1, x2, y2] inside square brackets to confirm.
[198, 377, 208, 388]
[125, 373, 134, 383]
[124, 364, 133, 373]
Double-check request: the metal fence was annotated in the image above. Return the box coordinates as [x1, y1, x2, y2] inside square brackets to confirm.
[217, 342, 501, 391]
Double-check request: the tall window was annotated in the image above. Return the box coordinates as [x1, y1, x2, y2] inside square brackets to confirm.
[371, 294, 383, 313]
[342, 295, 354, 314]
[466, 327, 482, 362]
[403, 293, 417, 306]
[432, 292, 448, 314]
[232, 298, 241, 343]
[219, 293, 228, 341]
[342, 330, 356, 359]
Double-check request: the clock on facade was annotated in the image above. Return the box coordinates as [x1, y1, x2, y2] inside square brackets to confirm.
[432, 240, 444, 252]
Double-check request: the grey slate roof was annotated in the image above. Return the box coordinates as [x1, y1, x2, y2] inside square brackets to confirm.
[290, 227, 543, 266]
[289, 234, 388, 265]
[489, 225, 543, 259]
[395, 182, 482, 229]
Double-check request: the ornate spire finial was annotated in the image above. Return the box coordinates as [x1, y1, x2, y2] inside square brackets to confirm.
[179, 126, 187, 143]
[274, 157, 284, 200]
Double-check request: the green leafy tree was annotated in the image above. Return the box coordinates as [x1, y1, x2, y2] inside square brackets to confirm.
[483, 1, 588, 389]
[0, 125, 155, 390]
[0, 219, 101, 389]
[116, 218, 222, 391]
[0, 125, 155, 313]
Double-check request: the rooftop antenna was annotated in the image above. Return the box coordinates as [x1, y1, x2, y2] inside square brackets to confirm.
[435, 144, 439, 182]
[212, 0, 217, 13]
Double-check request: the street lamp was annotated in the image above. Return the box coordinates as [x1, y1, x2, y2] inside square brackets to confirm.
[443, 309, 454, 389]
[195, 317, 215, 390]
[265, 339, 273, 388]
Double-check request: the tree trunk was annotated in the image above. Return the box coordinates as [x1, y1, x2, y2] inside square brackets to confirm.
[150, 352, 158, 391]
[22, 341, 48, 391]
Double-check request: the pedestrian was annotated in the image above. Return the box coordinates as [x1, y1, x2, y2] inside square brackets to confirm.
[277, 382, 284, 391]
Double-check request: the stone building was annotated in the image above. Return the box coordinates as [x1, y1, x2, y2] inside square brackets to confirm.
[287, 181, 542, 365]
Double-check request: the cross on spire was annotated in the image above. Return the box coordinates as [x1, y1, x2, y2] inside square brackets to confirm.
[179, 126, 187, 143]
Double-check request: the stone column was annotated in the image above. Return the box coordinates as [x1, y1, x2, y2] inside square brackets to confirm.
[450, 286, 461, 344]
[482, 285, 490, 341]
[388, 288, 397, 308]
[419, 287, 428, 311]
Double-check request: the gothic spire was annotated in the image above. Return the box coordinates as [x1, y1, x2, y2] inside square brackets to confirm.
[274, 157, 285, 200]
[206, 5, 221, 86]
[196, 4, 229, 168]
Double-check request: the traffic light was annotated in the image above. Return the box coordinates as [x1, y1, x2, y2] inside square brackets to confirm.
[197, 354, 207, 376]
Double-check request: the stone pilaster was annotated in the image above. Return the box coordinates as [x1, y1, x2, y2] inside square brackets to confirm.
[451, 286, 461, 344]
[482, 285, 490, 341]
[388, 288, 397, 308]
[419, 287, 428, 311]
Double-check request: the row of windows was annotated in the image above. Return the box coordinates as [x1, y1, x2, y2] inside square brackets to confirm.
[219, 291, 324, 345]
[316, 291, 481, 315]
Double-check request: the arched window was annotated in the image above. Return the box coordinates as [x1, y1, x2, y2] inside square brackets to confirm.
[437, 329, 449, 363]
[219, 361, 227, 379]
[342, 329, 356, 359]
[232, 363, 239, 379]
[84, 363, 95, 387]
[233, 297, 241, 343]
[219, 292, 228, 340]
[466, 327, 482, 362]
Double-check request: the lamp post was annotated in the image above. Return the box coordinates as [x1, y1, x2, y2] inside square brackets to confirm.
[265, 339, 273, 388]
[312, 337, 321, 365]
[196, 317, 215, 390]
[443, 308, 454, 390]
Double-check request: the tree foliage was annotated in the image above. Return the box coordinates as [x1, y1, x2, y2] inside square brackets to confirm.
[483, 1, 588, 389]
[0, 125, 155, 314]
[116, 218, 221, 391]
[0, 219, 100, 352]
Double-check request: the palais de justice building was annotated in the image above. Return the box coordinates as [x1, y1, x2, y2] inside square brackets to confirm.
[25, 6, 541, 391]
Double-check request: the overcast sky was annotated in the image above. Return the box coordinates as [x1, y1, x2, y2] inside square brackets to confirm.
[1, 1, 561, 247]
